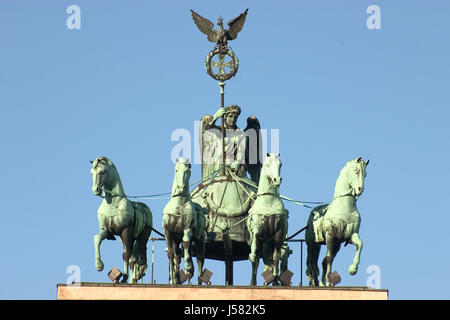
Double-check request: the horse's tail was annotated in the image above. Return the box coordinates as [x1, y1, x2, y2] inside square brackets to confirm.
[134, 201, 152, 227]
[305, 204, 328, 244]
[305, 211, 315, 245]
[131, 201, 153, 239]
[192, 202, 207, 241]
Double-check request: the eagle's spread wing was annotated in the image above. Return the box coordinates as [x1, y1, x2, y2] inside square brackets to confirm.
[226, 8, 248, 40]
[191, 9, 217, 42]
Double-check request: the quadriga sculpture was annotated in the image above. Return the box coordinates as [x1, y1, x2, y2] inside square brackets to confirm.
[163, 158, 207, 285]
[305, 157, 369, 286]
[246, 153, 288, 285]
[90, 156, 153, 283]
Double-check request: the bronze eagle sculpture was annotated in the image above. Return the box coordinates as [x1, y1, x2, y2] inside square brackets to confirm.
[191, 9, 248, 53]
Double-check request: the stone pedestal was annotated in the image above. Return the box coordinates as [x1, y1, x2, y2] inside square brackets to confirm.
[57, 283, 388, 300]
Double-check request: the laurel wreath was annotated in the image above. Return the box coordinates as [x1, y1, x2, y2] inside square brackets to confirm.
[205, 47, 239, 81]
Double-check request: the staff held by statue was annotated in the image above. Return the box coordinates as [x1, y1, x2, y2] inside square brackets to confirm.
[191, 8, 248, 175]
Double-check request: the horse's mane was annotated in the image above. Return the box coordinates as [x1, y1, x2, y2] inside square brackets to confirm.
[347, 158, 359, 166]
[92, 156, 117, 172]
[338, 158, 366, 179]
[97, 156, 112, 164]
[176, 157, 191, 168]
[263, 153, 280, 164]
[337, 159, 355, 179]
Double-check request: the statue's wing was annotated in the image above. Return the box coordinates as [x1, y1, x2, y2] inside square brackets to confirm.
[191, 9, 217, 42]
[244, 116, 261, 139]
[226, 8, 248, 40]
[244, 116, 262, 184]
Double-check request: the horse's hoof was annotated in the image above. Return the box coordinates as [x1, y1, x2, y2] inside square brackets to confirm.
[349, 264, 358, 275]
[95, 261, 104, 271]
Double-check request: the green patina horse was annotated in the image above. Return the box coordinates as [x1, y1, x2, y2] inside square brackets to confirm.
[305, 157, 369, 286]
[163, 158, 207, 285]
[247, 153, 288, 285]
[90, 156, 153, 283]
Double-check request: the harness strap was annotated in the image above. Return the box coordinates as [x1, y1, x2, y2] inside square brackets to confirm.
[226, 174, 327, 209]
[226, 167, 256, 200]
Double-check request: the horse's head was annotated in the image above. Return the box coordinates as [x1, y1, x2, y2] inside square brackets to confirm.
[346, 157, 369, 197]
[90, 156, 112, 196]
[172, 158, 191, 197]
[262, 153, 282, 187]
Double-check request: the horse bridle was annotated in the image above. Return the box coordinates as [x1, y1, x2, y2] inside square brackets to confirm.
[257, 176, 279, 197]
[333, 162, 365, 201]
[171, 188, 189, 198]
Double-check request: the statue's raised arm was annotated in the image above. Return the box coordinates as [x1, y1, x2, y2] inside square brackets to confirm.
[199, 105, 249, 179]
[200, 114, 221, 180]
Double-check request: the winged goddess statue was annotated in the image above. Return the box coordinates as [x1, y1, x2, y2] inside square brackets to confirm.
[191, 9, 248, 54]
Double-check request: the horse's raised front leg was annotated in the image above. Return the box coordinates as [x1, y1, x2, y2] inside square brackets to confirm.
[348, 233, 363, 275]
[94, 228, 108, 271]
[249, 225, 261, 263]
[183, 228, 194, 283]
[120, 227, 133, 283]
[164, 230, 176, 284]
[249, 227, 261, 286]
[250, 250, 260, 286]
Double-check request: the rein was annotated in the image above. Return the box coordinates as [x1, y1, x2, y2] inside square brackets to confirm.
[170, 192, 189, 198]
[99, 165, 326, 209]
[170, 184, 190, 199]
[228, 172, 327, 209]
[226, 168, 256, 200]
[256, 177, 277, 197]
[98, 165, 226, 200]
[332, 191, 357, 201]
[101, 188, 172, 199]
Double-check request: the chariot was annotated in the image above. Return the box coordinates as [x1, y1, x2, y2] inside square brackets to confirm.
[89, 9, 369, 288]
[190, 171, 257, 284]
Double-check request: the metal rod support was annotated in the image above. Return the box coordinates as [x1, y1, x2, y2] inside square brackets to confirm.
[300, 240, 303, 286]
[219, 81, 226, 176]
[151, 239, 155, 284]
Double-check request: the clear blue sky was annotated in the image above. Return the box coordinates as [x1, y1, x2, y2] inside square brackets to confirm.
[1, 0, 449, 300]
